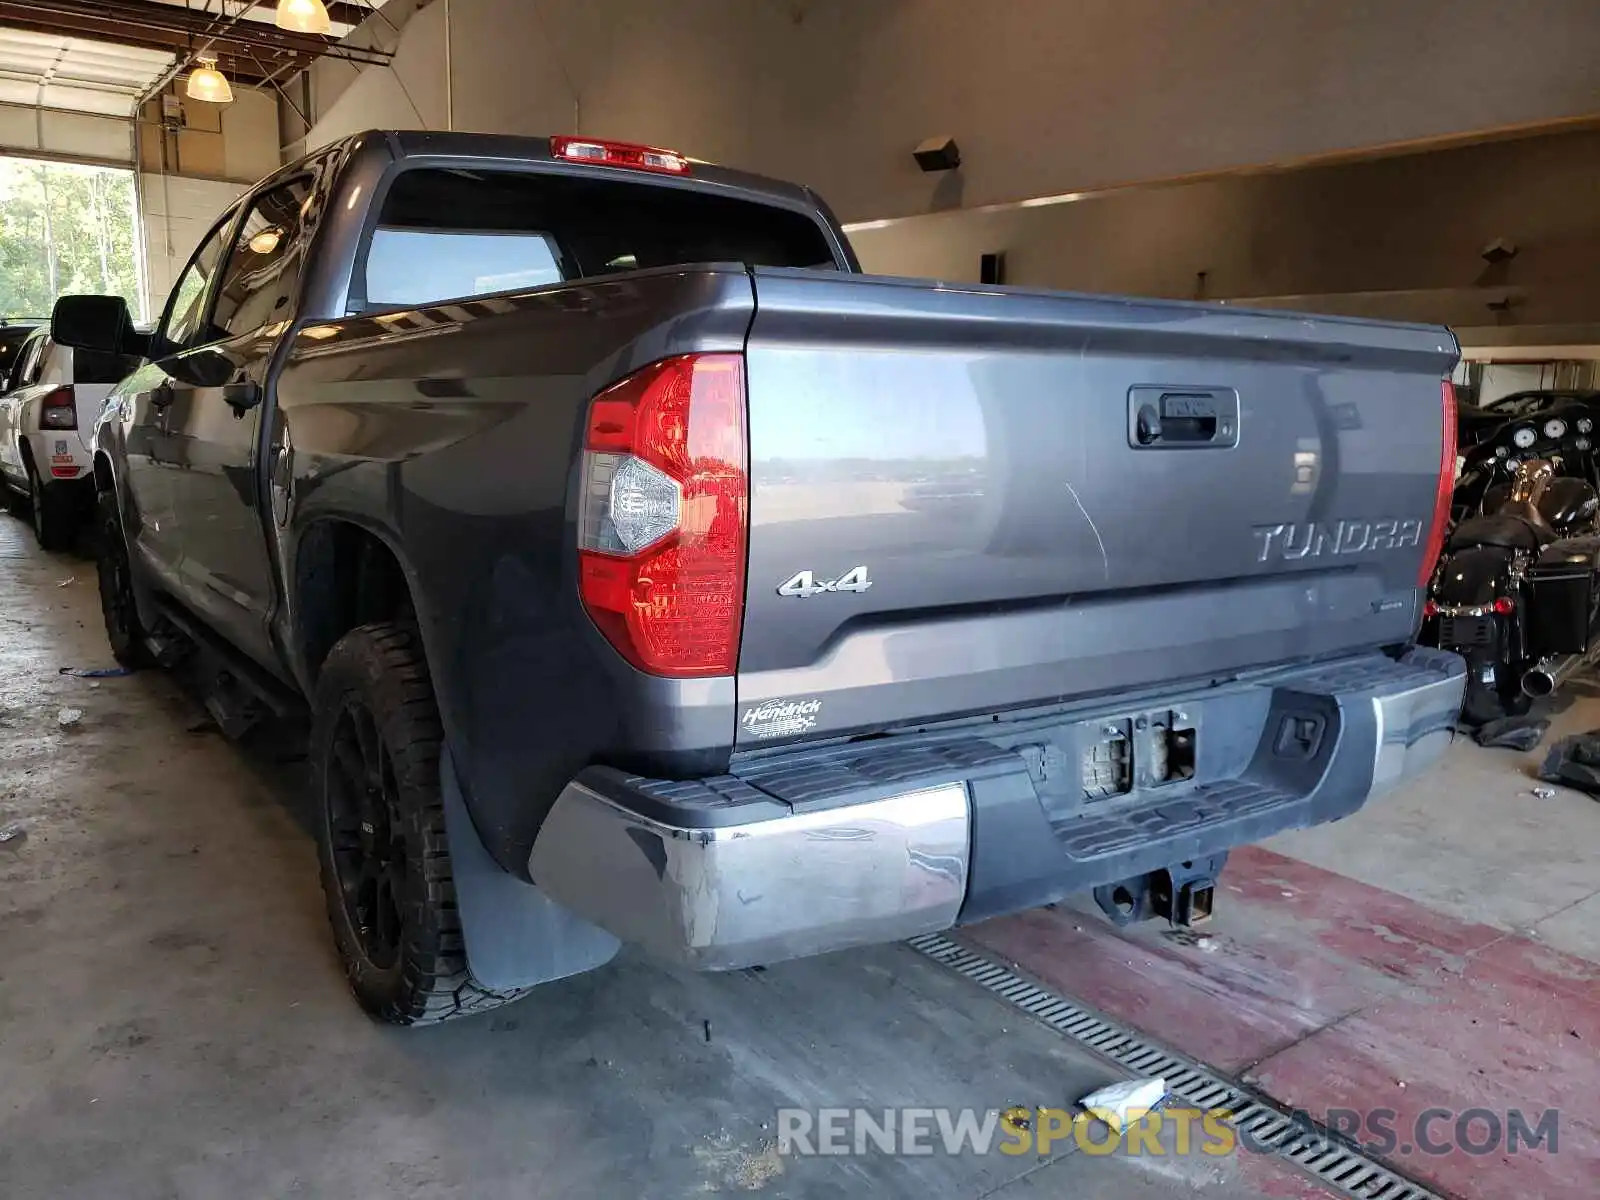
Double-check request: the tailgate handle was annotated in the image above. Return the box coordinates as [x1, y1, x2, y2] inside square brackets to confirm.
[1128, 386, 1239, 449]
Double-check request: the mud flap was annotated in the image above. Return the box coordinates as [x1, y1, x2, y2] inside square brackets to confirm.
[440, 747, 620, 990]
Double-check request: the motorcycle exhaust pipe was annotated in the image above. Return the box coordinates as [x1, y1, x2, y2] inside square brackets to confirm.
[1521, 654, 1584, 698]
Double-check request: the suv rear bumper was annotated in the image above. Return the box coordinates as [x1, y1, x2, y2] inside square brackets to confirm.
[24, 429, 93, 482]
[528, 648, 1465, 970]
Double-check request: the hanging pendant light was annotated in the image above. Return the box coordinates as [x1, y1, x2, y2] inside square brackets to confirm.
[276, 0, 333, 35]
[185, 53, 234, 104]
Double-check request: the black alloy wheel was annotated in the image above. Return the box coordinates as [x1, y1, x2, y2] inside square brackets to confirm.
[325, 696, 408, 971]
[311, 622, 531, 1024]
[95, 489, 150, 667]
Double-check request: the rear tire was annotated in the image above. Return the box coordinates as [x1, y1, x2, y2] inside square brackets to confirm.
[27, 460, 73, 551]
[94, 489, 151, 669]
[312, 622, 530, 1025]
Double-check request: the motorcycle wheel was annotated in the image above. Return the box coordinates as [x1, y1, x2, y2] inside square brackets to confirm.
[1459, 674, 1529, 726]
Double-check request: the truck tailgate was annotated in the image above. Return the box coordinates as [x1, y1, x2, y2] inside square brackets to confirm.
[736, 269, 1457, 744]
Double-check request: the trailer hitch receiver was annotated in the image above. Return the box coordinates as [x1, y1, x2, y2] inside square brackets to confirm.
[1092, 852, 1228, 929]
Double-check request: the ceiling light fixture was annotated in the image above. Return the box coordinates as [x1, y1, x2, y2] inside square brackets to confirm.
[276, 0, 334, 35]
[185, 53, 234, 104]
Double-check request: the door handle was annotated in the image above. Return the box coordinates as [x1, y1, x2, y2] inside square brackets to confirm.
[223, 379, 262, 416]
[1127, 386, 1239, 449]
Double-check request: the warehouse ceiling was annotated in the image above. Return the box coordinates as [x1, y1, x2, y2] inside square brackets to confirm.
[140, 0, 367, 40]
[0, 0, 392, 96]
[0, 26, 173, 115]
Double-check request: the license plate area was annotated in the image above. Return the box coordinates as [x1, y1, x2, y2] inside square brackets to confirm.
[1079, 709, 1198, 802]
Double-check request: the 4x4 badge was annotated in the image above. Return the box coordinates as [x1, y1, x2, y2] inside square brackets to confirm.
[777, 566, 872, 598]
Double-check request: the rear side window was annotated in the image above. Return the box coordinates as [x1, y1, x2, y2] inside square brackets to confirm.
[358, 167, 838, 310]
[366, 229, 562, 306]
[13, 333, 46, 386]
[72, 347, 141, 384]
[213, 178, 315, 339]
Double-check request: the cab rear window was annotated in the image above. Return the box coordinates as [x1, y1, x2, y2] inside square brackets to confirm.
[358, 166, 838, 310]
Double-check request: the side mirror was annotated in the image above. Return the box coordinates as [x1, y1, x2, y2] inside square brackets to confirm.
[51, 295, 133, 355]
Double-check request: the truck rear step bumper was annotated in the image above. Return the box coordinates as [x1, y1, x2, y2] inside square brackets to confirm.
[528, 648, 1465, 971]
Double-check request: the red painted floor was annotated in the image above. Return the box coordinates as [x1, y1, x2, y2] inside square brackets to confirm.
[969, 845, 1600, 1200]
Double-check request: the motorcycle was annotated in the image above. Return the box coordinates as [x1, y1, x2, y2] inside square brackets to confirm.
[1428, 431, 1600, 722]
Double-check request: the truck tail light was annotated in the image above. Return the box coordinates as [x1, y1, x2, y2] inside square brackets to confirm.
[550, 135, 690, 175]
[40, 386, 76, 430]
[1419, 380, 1458, 586]
[577, 354, 746, 676]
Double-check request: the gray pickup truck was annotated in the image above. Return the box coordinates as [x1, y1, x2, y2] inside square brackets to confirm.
[52, 131, 1466, 1026]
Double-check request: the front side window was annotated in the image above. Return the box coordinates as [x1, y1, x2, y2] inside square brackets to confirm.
[212, 178, 314, 339]
[162, 218, 232, 352]
[359, 167, 838, 310]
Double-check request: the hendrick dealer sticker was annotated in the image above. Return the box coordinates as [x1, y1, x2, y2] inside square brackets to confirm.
[741, 698, 822, 740]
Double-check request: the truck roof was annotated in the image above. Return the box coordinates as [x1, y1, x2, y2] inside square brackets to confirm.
[351, 129, 826, 215]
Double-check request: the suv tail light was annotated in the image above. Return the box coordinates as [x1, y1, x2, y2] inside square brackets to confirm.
[1419, 379, 1458, 586]
[577, 354, 747, 676]
[550, 136, 690, 175]
[40, 385, 75, 430]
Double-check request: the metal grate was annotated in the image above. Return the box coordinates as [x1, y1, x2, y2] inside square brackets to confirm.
[908, 933, 1445, 1200]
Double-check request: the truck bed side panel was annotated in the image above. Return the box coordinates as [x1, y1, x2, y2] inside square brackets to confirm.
[272, 268, 755, 875]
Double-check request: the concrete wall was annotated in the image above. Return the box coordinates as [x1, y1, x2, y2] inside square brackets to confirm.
[846, 126, 1600, 334]
[138, 174, 246, 321]
[132, 87, 281, 321]
[306, 0, 1600, 221]
[136, 88, 281, 186]
[305, 0, 443, 148]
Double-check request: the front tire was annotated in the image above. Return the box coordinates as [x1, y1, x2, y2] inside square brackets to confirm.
[312, 622, 529, 1025]
[2, 476, 27, 517]
[94, 489, 152, 668]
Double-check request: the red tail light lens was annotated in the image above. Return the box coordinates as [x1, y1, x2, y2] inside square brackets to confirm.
[550, 136, 691, 175]
[577, 354, 746, 676]
[1419, 379, 1458, 586]
[40, 386, 75, 430]
[1492, 596, 1516, 616]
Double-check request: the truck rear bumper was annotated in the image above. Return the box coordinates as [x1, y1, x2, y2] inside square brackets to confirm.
[528, 648, 1465, 971]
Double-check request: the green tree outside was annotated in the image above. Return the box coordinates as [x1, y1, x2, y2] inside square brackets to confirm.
[0, 156, 143, 323]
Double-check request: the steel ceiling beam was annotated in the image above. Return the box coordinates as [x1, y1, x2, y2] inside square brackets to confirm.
[0, 0, 393, 74]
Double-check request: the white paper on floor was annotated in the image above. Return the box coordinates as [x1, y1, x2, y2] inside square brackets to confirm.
[1078, 1077, 1167, 1133]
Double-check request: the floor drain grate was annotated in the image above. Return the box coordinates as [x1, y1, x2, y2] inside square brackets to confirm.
[908, 932, 1445, 1200]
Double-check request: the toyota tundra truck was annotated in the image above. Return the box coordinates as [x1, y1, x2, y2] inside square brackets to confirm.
[51, 130, 1466, 1026]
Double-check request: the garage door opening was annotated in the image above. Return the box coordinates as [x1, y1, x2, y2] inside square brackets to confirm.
[0, 155, 143, 325]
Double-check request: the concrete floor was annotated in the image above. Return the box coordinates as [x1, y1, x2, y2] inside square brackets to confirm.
[974, 700, 1600, 1198]
[5, 515, 1597, 1198]
[0, 516, 1325, 1200]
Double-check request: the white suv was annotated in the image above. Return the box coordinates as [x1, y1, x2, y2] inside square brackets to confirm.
[0, 329, 137, 549]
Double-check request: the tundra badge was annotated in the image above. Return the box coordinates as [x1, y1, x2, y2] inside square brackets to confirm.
[1253, 518, 1423, 562]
